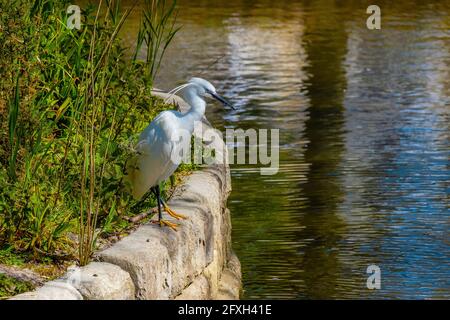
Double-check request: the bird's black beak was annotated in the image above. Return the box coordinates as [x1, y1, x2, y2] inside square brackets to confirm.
[207, 90, 235, 110]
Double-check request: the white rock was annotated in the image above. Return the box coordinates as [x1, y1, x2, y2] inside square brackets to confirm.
[175, 275, 211, 300]
[10, 280, 82, 300]
[64, 262, 135, 300]
[216, 253, 242, 300]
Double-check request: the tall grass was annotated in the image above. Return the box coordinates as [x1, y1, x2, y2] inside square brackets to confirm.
[76, 0, 138, 266]
[0, 0, 181, 265]
[7, 75, 20, 181]
[134, 0, 180, 83]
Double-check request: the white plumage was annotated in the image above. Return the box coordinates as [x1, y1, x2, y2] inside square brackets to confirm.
[125, 78, 233, 229]
[125, 77, 233, 228]
[127, 111, 180, 199]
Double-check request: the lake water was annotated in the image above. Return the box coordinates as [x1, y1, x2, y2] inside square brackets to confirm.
[122, 0, 450, 299]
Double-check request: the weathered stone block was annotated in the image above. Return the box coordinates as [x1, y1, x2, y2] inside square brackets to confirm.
[215, 253, 242, 300]
[175, 275, 211, 300]
[10, 280, 83, 300]
[64, 262, 135, 300]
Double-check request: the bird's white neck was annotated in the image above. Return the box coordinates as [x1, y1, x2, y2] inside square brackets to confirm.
[182, 93, 206, 133]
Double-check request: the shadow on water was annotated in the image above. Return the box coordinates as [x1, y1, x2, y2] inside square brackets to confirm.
[297, 1, 348, 299]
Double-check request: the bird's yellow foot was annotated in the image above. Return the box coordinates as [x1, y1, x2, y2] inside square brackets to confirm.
[152, 219, 178, 231]
[163, 204, 187, 220]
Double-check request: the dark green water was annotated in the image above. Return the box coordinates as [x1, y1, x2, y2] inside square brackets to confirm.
[123, 0, 450, 299]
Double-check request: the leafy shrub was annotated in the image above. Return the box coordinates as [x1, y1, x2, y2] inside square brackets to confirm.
[0, 0, 180, 263]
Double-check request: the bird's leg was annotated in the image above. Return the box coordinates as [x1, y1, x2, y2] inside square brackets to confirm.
[161, 198, 187, 220]
[151, 186, 178, 231]
[154, 187, 162, 222]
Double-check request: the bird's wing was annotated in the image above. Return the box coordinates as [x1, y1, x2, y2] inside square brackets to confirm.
[126, 111, 179, 200]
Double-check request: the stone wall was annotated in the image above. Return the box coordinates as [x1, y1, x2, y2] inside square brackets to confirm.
[10, 92, 241, 300]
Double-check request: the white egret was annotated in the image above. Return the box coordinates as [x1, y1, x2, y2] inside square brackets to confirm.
[126, 77, 234, 230]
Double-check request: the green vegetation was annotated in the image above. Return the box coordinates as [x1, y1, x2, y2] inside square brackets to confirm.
[0, 0, 184, 288]
[134, 0, 181, 82]
[0, 273, 34, 298]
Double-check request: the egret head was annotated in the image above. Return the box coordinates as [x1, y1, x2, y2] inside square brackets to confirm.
[186, 77, 235, 109]
[188, 77, 216, 95]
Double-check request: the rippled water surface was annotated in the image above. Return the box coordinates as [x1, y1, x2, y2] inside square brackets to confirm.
[123, 0, 450, 299]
